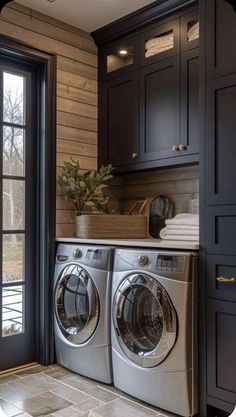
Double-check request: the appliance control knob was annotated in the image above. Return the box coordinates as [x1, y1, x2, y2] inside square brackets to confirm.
[73, 249, 82, 259]
[138, 255, 149, 266]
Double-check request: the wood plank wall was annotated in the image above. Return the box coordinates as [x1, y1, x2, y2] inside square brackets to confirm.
[106, 166, 199, 224]
[0, 2, 98, 237]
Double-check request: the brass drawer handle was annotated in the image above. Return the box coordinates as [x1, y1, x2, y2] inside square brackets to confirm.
[216, 276, 236, 283]
[131, 152, 138, 160]
[172, 145, 180, 151]
[179, 144, 188, 151]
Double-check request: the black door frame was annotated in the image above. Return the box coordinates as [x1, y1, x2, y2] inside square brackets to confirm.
[0, 34, 56, 366]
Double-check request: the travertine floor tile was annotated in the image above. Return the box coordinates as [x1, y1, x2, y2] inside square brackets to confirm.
[14, 391, 72, 416]
[52, 384, 91, 404]
[88, 397, 158, 417]
[0, 374, 62, 402]
[0, 398, 22, 417]
[61, 375, 95, 392]
[0, 375, 21, 385]
[43, 367, 72, 381]
[72, 397, 103, 413]
[83, 387, 119, 403]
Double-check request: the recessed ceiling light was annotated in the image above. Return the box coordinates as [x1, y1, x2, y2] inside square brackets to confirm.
[47, 0, 56, 2]
[119, 49, 128, 56]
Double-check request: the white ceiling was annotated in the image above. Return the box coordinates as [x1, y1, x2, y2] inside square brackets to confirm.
[16, 0, 156, 33]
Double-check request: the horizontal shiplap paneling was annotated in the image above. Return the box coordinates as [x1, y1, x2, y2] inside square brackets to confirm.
[0, 2, 98, 237]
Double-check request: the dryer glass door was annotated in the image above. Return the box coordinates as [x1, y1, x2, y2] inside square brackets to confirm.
[55, 264, 99, 345]
[113, 273, 177, 367]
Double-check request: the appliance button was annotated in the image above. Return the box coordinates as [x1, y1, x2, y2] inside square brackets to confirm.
[138, 255, 149, 266]
[73, 249, 82, 259]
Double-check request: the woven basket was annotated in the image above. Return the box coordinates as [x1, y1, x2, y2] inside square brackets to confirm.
[76, 201, 147, 239]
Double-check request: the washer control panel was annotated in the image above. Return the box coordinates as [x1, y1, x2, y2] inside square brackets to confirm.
[56, 244, 111, 270]
[156, 254, 184, 272]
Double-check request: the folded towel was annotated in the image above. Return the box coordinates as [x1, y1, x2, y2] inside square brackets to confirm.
[166, 224, 199, 231]
[145, 44, 173, 57]
[145, 34, 174, 50]
[187, 22, 199, 41]
[161, 227, 199, 236]
[165, 213, 199, 226]
[160, 233, 199, 241]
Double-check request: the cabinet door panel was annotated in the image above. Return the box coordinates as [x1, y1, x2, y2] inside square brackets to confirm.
[206, 206, 236, 255]
[139, 56, 180, 162]
[102, 72, 139, 167]
[207, 299, 236, 404]
[206, 0, 236, 79]
[181, 49, 199, 155]
[206, 75, 236, 205]
[207, 255, 236, 302]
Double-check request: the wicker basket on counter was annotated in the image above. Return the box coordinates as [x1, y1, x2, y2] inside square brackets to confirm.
[75, 200, 147, 239]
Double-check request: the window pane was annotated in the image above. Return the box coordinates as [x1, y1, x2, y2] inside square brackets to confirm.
[3, 234, 24, 284]
[3, 127, 24, 176]
[3, 179, 25, 230]
[2, 285, 24, 337]
[3, 72, 25, 125]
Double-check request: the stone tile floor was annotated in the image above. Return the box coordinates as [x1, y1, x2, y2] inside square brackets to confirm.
[0, 364, 177, 417]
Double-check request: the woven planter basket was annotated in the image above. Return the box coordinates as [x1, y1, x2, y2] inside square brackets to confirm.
[76, 201, 147, 239]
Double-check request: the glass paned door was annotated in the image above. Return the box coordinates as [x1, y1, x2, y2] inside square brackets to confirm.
[0, 58, 36, 370]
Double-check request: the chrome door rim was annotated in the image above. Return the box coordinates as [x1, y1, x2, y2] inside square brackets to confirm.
[113, 273, 177, 367]
[55, 264, 100, 345]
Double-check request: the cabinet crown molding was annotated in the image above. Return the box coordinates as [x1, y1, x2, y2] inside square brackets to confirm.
[92, 0, 197, 46]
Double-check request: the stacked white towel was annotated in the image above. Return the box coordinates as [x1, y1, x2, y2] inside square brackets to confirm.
[160, 214, 199, 241]
[145, 32, 174, 58]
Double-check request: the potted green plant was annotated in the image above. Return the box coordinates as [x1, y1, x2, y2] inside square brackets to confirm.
[58, 159, 147, 239]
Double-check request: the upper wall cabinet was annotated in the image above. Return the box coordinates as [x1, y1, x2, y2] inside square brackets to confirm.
[102, 72, 139, 167]
[206, 0, 236, 79]
[95, 5, 199, 173]
[102, 36, 139, 80]
[139, 56, 180, 162]
[140, 19, 180, 67]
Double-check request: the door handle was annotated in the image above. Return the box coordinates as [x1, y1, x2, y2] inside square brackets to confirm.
[131, 152, 138, 160]
[216, 276, 236, 283]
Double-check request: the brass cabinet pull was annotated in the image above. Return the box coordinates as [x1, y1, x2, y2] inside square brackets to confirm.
[216, 276, 236, 283]
[179, 144, 188, 151]
[172, 145, 180, 151]
[131, 152, 138, 159]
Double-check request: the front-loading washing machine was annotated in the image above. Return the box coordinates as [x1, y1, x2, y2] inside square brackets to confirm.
[111, 248, 198, 416]
[54, 243, 113, 383]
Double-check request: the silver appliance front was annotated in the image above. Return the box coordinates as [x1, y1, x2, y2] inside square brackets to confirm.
[113, 273, 177, 367]
[54, 244, 113, 384]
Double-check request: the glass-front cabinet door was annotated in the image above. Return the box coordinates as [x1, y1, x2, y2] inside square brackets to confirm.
[181, 10, 199, 51]
[140, 19, 180, 67]
[102, 36, 139, 79]
[0, 58, 36, 370]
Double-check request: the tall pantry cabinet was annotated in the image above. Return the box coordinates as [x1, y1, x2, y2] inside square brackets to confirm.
[201, 0, 236, 415]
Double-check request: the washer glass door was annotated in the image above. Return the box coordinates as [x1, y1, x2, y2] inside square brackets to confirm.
[55, 264, 99, 345]
[114, 273, 177, 367]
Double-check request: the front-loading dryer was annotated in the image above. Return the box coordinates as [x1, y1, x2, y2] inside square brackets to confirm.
[111, 248, 198, 416]
[54, 243, 113, 383]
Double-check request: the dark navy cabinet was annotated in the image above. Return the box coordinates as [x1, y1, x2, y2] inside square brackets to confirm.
[94, 4, 199, 173]
[206, 0, 236, 80]
[139, 56, 180, 162]
[201, 0, 236, 415]
[102, 72, 139, 167]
